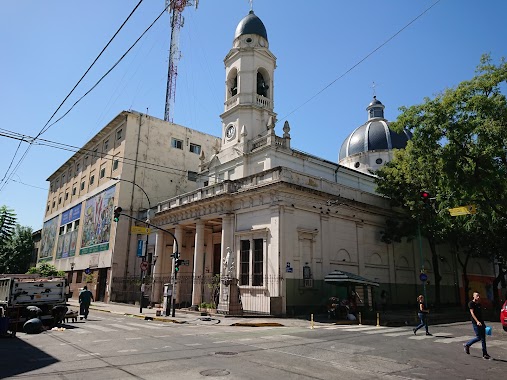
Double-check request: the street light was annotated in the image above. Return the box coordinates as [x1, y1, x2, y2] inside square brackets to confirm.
[108, 176, 152, 313]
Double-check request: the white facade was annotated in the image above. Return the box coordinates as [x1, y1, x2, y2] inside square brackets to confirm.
[150, 11, 494, 315]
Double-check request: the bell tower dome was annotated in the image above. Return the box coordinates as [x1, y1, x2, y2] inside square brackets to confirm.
[220, 11, 277, 148]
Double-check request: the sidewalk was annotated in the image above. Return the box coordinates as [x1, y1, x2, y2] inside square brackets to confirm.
[65, 300, 471, 328]
[65, 299, 315, 328]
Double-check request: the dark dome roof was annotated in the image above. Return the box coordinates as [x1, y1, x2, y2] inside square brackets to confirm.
[339, 120, 412, 161]
[368, 97, 383, 107]
[234, 11, 268, 41]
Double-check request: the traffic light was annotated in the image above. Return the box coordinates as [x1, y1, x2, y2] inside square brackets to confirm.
[174, 259, 183, 272]
[420, 191, 431, 204]
[113, 206, 122, 222]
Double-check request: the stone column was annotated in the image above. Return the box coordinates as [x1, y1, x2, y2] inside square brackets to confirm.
[191, 220, 205, 308]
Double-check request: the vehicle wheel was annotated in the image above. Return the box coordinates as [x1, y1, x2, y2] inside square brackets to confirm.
[503, 325, 507, 332]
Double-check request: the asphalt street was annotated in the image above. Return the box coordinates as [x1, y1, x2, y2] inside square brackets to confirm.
[1, 311, 506, 380]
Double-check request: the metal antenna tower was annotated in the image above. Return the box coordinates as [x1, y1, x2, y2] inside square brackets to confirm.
[164, 0, 199, 123]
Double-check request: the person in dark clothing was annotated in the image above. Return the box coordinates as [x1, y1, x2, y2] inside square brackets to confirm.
[413, 295, 432, 336]
[79, 285, 94, 320]
[463, 292, 491, 359]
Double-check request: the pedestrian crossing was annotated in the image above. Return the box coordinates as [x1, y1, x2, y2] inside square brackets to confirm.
[310, 324, 507, 350]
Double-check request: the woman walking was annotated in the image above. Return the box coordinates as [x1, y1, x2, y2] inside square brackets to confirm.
[413, 295, 432, 336]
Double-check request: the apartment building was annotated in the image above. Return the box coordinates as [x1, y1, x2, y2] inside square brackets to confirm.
[39, 111, 220, 302]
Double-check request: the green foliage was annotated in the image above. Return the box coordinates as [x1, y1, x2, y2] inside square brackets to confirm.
[375, 55, 507, 304]
[26, 262, 65, 277]
[0, 205, 16, 244]
[0, 225, 34, 274]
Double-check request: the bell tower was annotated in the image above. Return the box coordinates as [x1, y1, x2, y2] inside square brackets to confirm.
[220, 11, 277, 150]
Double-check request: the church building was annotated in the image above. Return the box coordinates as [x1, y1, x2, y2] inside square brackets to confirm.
[149, 10, 478, 316]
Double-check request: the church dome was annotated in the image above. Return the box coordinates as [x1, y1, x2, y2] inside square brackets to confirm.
[339, 97, 412, 163]
[339, 120, 412, 161]
[234, 11, 268, 41]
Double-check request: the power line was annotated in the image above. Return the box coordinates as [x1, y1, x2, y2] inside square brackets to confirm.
[37, 0, 145, 139]
[276, 0, 441, 124]
[0, 1, 166, 195]
[0, 128, 193, 177]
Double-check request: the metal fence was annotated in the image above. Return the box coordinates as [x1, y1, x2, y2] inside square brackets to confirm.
[110, 274, 282, 315]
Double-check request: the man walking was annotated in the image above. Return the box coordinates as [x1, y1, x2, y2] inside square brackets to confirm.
[79, 285, 94, 320]
[463, 291, 491, 359]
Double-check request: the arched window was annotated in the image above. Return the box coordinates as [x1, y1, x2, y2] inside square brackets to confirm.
[257, 72, 269, 97]
[227, 68, 238, 98]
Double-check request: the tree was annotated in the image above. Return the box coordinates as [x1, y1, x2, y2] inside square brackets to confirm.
[376, 55, 507, 306]
[375, 146, 447, 305]
[27, 262, 65, 277]
[0, 205, 16, 244]
[0, 225, 33, 274]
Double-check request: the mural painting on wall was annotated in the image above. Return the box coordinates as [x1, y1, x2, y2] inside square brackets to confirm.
[80, 186, 115, 255]
[461, 274, 497, 308]
[56, 204, 82, 259]
[39, 216, 58, 261]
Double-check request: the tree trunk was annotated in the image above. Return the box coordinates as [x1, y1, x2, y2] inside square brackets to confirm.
[429, 238, 442, 306]
[457, 251, 471, 309]
[492, 263, 506, 318]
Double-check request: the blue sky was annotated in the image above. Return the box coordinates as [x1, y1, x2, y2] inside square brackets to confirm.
[1, 0, 506, 230]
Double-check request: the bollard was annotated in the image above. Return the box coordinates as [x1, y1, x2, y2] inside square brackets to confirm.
[376, 312, 380, 327]
[358, 311, 362, 325]
[311, 313, 314, 329]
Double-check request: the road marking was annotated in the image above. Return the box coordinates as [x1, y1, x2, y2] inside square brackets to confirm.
[153, 335, 172, 338]
[213, 341, 230, 344]
[331, 326, 384, 332]
[69, 329, 91, 334]
[185, 343, 202, 346]
[118, 349, 138, 353]
[238, 338, 252, 341]
[162, 345, 172, 349]
[84, 324, 117, 332]
[410, 332, 454, 340]
[109, 323, 139, 331]
[77, 353, 101, 357]
[383, 331, 417, 337]
[126, 337, 142, 340]
[92, 339, 111, 343]
[433, 335, 472, 343]
[363, 328, 404, 334]
[125, 323, 163, 330]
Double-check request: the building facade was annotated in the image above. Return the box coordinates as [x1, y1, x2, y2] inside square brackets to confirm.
[148, 11, 494, 315]
[39, 111, 220, 302]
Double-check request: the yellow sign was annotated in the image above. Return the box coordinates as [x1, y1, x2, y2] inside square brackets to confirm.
[131, 226, 151, 234]
[448, 205, 476, 216]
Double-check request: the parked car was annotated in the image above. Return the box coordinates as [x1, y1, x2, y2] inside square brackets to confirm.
[501, 300, 507, 332]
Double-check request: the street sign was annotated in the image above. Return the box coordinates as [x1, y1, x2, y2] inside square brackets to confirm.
[448, 204, 476, 216]
[84, 268, 91, 275]
[140, 261, 148, 271]
[131, 226, 151, 234]
[137, 240, 144, 257]
[419, 273, 428, 282]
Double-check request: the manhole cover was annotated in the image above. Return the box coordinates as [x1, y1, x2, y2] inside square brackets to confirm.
[200, 369, 230, 376]
[214, 351, 238, 356]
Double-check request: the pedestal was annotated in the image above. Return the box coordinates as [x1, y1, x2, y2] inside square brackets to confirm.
[217, 277, 243, 316]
